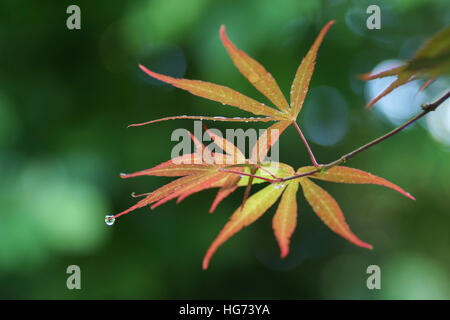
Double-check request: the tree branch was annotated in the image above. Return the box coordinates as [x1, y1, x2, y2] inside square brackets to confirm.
[281, 90, 450, 182]
[228, 91, 450, 183]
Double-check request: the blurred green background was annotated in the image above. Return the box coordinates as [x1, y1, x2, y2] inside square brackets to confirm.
[0, 0, 449, 299]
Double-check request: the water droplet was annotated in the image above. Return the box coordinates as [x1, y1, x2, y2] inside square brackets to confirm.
[274, 183, 285, 189]
[105, 215, 115, 226]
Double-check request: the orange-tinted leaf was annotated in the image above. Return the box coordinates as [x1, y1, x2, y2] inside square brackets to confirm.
[301, 166, 415, 200]
[128, 115, 277, 127]
[361, 26, 450, 109]
[290, 20, 335, 116]
[112, 174, 205, 219]
[113, 170, 238, 220]
[239, 165, 258, 210]
[299, 178, 372, 249]
[203, 125, 245, 163]
[189, 132, 205, 154]
[209, 174, 241, 213]
[413, 25, 450, 60]
[120, 159, 215, 178]
[251, 120, 291, 162]
[364, 73, 412, 109]
[139, 65, 285, 119]
[203, 183, 284, 269]
[359, 66, 406, 81]
[151, 172, 226, 209]
[418, 77, 436, 92]
[220, 25, 290, 112]
[114, 130, 293, 222]
[273, 181, 299, 258]
[177, 174, 230, 204]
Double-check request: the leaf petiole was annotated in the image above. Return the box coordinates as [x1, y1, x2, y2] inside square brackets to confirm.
[293, 121, 320, 167]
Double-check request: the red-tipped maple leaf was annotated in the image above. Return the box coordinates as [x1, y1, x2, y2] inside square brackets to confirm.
[202, 165, 414, 269]
[111, 127, 293, 221]
[130, 21, 335, 163]
[113, 21, 420, 270]
[360, 25, 450, 109]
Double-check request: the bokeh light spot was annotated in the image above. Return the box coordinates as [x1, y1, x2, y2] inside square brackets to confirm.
[365, 59, 427, 125]
[303, 86, 349, 146]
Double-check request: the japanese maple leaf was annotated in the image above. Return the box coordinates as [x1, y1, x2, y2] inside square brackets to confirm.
[111, 20, 418, 270]
[361, 25, 450, 109]
[110, 125, 292, 221]
[202, 166, 415, 269]
[131, 21, 335, 163]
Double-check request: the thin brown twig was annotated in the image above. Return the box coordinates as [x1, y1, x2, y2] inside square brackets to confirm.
[283, 90, 450, 182]
[225, 90, 450, 183]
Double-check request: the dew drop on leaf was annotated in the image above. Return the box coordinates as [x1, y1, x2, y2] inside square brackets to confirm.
[105, 215, 115, 226]
[274, 183, 285, 189]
